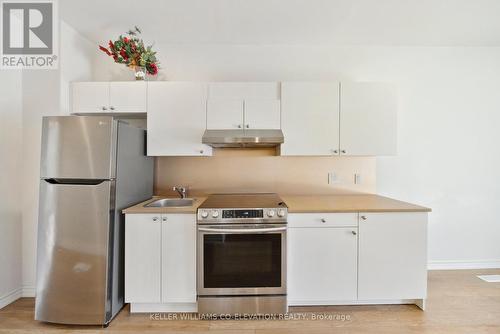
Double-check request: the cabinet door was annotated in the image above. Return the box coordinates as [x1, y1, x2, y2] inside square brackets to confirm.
[281, 82, 340, 156]
[161, 214, 197, 303]
[206, 98, 244, 129]
[109, 82, 146, 113]
[125, 214, 162, 303]
[71, 82, 109, 113]
[147, 82, 212, 156]
[244, 99, 281, 129]
[208, 82, 279, 100]
[358, 212, 427, 300]
[340, 82, 397, 156]
[288, 227, 358, 304]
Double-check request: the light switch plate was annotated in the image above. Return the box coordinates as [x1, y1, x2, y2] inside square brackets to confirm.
[354, 173, 362, 184]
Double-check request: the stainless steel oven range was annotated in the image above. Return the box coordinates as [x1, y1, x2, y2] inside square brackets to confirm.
[197, 193, 288, 315]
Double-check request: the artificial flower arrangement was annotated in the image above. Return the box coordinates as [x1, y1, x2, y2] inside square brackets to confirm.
[99, 26, 159, 80]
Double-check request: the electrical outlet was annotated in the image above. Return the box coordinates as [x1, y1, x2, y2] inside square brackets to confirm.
[328, 172, 339, 184]
[354, 173, 362, 185]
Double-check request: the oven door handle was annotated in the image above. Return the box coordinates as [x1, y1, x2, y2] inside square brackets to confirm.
[198, 227, 287, 233]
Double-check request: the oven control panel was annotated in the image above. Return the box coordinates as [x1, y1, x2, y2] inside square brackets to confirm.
[223, 209, 263, 219]
[197, 208, 287, 222]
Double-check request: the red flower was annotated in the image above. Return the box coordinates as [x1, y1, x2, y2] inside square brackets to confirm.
[123, 37, 129, 43]
[147, 63, 158, 75]
[108, 40, 115, 51]
[120, 49, 128, 60]
[99, 45, 112, 56]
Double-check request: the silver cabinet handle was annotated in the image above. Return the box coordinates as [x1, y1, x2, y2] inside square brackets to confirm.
[102, 106, 107, 111]
[162, 217, 167, 222]
[199, 150, 204, 154]
[332, 149, 338, 154]
[321, 218, 326, 223]
[341, 150, 346, 154]
[237, 124, 242, 128]
[352, 230, 357, 235]
[246, 124, 250, 128]
[360, 215, 367, 220]
[152, 217, 159, 222]
[110, 106, 115, 110]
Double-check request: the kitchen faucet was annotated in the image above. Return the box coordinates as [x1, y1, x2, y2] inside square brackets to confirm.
[173, 186, 188, 199]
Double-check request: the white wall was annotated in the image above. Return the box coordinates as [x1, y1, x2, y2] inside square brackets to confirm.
[0, 71, 23, 308]
[99, 45, 500, 268]
[20, 21, 95, 296]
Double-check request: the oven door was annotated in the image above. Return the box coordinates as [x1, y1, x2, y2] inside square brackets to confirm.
[197, 224, 286, 296]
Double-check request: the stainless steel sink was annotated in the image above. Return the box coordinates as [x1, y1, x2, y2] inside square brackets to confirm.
[144, 198, 195, 208]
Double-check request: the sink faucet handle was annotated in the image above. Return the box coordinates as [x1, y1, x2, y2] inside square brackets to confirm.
[173, 186, 188, 199]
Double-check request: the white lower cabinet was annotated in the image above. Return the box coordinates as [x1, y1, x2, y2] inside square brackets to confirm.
[287, 212, 427, 308]
[288, 225, 358, 304]
[161, 214, 197, 303]
[125, 213, 197, 312]
[125, 214, 162, 303]
[358, 212, 428, 300]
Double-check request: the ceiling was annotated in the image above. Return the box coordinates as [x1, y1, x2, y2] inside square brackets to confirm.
[61, 0, 500, 46]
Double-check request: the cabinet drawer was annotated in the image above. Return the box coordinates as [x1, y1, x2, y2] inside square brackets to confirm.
[288, 213, 358, 228]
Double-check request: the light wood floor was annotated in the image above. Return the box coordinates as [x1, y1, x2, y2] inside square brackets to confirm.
[1, 269, 500, 333]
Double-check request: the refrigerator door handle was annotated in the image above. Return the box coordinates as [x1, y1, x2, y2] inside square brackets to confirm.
[43, 178, 108, 185]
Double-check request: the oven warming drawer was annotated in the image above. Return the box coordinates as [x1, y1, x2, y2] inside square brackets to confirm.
[198, 296, 287, 315]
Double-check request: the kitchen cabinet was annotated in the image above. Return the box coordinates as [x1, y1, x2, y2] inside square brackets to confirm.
[244, 99, 281, 129]
[280, 81, 397, 156]
[71, 82, 146, 114]
[287, 211, 427, 308]
[147, 82, 212, 156]
[125, 213, 197, 310]
[161, 214, 197, 303]
[288, 213, 358, 305]
[206, 82, 281, 130]
[358, 212, 427, 300]
[288, 227, 358, 304]
[206, 98, 243, 129]
[340, 82, 397, 156]
[124, 214, 162, 303]
[280, 82, 340, 156]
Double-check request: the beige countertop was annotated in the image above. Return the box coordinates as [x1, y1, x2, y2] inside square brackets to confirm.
[123, 194, 430, 214]
[122, 196, 207, 214]
[281, 194, 431, 213]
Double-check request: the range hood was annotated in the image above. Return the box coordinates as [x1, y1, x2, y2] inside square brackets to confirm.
[202, 129, 284, 148]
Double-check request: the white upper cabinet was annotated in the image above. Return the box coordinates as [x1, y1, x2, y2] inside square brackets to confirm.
[108, 82, 147, 113]
[71, 82, 109, 113]
[207, 82, 280, 130]
[206, 98, 244, 129]
[244, 99, 281, 129]
[340, 82, 397, 156]
[72, 82, 146, 114]
[208, 82, 279, 99]
[358, 212, 427, 300]
[281, 82, 340, 156]
[147, 82, 212, 156]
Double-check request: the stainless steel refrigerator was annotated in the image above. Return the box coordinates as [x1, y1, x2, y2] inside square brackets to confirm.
[35, 116, 154, 325]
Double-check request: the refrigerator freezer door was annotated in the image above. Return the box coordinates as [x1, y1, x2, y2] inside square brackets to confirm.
[35, 179, 113, 325]
[40, 116, 117, 179]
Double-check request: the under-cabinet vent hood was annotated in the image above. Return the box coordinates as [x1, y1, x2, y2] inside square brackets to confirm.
[202, 129, 284, 148]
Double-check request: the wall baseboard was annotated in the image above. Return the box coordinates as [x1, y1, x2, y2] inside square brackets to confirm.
[0, 288, 22, 309]
[22, 286, 36, 297]
[428, 260, 500, 270]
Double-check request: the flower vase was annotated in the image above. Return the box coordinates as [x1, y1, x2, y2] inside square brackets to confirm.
[130, 65, 147, 81]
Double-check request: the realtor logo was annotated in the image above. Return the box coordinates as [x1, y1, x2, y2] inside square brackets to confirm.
[1, 0, 58, 69]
